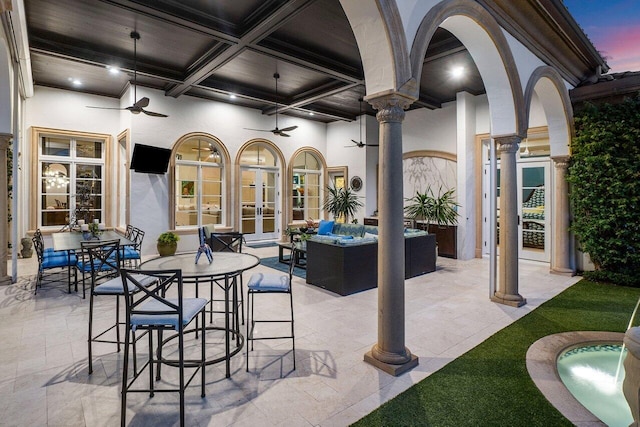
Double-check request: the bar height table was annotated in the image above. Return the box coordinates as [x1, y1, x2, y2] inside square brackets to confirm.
[140, 252, 259, 377]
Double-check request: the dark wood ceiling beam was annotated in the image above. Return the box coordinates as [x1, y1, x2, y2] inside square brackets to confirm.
[413, 95, 441, 109]
[249, 45, 363, 84]
[263, 81, 361, 115]
[166, 0, 316, 97]
[97, 0, 240, 43]
[423, 45, 467, 64]
[29, 46, 184, 84]
[291, 105, 355, 121]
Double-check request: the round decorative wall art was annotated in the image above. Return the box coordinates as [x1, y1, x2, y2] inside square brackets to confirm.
[350, 176, 363, 192]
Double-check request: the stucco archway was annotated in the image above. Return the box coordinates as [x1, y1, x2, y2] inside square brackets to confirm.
[410, 0, 525, 137]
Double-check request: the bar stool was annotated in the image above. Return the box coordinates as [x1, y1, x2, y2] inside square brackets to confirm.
[120, 269, 207, 427]
[209, 231, 245, 324]
[246, 245, 296, 371]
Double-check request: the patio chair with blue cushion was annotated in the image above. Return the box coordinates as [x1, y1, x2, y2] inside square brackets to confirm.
[83, 239, 156, 375]
[121, 226, 144, 267]
[209, 231, 246, 325]
[246, 244, 296, 372]
[32, 230, 77, 295]
[120, 269, 207, 427]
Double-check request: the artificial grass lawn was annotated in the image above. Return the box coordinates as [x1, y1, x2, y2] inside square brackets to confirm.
[353, 280, 640, 426]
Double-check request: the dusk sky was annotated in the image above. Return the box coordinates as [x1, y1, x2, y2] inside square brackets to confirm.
[564, 0, 640, 72]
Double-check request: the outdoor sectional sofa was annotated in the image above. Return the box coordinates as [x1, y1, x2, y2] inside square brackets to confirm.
[305, 222, 436, 296]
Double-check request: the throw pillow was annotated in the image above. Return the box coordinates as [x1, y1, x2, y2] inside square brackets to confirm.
[318, 220, 334, 235]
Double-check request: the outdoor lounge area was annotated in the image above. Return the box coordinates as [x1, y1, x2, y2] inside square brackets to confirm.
[2, 250, 579, 426]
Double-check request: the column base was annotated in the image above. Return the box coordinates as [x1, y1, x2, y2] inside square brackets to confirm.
[0, 275, 10, 286]
[491, 293, 526, 307]
[364, 350, 418, 376]
[550, 267, 575, 276]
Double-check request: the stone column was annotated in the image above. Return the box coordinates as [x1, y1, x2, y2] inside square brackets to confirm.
[491, 135, 525, 307]
[551, 156, 574, 275]
[0, 135, 11, 286]
[363, 94, 418, 376]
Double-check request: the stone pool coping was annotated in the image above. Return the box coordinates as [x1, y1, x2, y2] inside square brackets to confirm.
[526, 331, 625, 427]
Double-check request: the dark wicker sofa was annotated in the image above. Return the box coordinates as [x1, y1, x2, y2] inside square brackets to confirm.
[305, 223, 436, 296]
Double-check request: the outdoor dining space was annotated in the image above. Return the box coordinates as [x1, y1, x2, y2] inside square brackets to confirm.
[1, 242, 579, 426]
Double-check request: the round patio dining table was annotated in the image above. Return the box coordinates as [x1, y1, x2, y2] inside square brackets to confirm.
[140, 252, 259, 378]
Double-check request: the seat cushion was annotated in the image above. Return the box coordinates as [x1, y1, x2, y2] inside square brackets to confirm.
[122, 246, 141, 259]
[247, 273, 291, 292]
[130, 298, 208, 331]
[93, 274, 158, 295]
[76, 260, 116, 273]
[42, 253, 77, 268]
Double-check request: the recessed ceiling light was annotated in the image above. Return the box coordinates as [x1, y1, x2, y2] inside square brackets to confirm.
[451, 66, 465, 79]
[71, 79, 82, 86]
[107, 66, 120, 75]
[309, 112, 314, 116]
[229, 94, 237, 99]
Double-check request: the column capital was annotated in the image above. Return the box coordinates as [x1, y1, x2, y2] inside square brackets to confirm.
[366, 93, 413, 124]
[552, 156, 570, 169]
[494, 135, 521, 153]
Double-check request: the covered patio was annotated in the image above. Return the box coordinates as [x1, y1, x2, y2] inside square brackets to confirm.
[1, 247, 578, 426]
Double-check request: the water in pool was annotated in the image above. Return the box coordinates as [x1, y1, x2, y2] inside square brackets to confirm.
[557, 344, 633, 427]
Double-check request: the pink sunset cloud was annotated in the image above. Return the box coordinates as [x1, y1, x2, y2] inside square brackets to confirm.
[594, 25, 640, 72]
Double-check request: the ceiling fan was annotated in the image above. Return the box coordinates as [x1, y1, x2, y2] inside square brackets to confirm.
[191, 143, 221, 161]
[87, 31, 168, 117]
[244, 73, 297, 137]
[345, 98, 378, 148]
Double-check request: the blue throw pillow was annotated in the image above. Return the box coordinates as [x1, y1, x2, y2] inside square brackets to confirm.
[318, 220, 334, 235]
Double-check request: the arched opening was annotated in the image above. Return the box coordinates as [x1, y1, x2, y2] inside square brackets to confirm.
[170, 133, 231, 230]
[288, 148, 327, 224]
[236, 139, 285, 241]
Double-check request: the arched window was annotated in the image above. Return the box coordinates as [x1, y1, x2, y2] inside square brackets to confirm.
[174, 136, 225, 228]
[292, 150, 323, 221]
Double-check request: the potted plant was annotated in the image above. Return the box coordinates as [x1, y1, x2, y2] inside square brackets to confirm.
[322, 184, 363, 223]
[404, 186, 460, 258]
[157, 231, 179, 256]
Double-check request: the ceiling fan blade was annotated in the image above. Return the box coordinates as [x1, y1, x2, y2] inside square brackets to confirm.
[366, 144, 380, 147]
[351, 139, 361, 145]
[134, 97, 150, 108]
[280, 125, 298, 132]
[279, 132, 291, 137]
[243, 127, 273, 132]
[86, 106, 128, 110]
[142, 109, 168, 118]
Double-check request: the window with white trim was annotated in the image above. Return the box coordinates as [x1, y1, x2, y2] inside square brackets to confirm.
[174, 137, 224, 228]
[37, 133, 106, 228]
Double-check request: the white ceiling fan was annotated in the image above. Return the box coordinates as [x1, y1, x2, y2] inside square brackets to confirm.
[87, 31, 168, 117]
[244, 73, 297, 137]
[345, 98, 378, 148]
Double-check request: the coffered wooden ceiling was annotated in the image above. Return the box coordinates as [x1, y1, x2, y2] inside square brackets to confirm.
[24, 0, 485, 123]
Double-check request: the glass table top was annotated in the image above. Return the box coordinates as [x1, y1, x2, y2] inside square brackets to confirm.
[52, 230, 135, 251]
[140, 252, 260, 279]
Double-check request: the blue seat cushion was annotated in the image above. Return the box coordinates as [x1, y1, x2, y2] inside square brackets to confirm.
[130, 298, 208, 331]
[247, 273, 291, 292]
[42, 253, 77, 268]
[76, 260, 116, 273]
[94, 274, 158, 295]
[122, 246, 141, 259]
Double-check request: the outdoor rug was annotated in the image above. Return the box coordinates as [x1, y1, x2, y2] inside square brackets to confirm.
[246, 241, 278, 249]
[259, 256, 306, 279]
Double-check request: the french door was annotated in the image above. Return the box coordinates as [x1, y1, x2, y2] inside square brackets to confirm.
[240, 167, 279, 241]
[483, 160, 551, 262]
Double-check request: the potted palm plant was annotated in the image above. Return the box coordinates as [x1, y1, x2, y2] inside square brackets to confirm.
[157, 231, 179, 256]
[322, 184, 363, 223]
[404, 186, 459, 258]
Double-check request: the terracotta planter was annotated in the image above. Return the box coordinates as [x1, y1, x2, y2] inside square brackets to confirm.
[157, 242, 177, 257]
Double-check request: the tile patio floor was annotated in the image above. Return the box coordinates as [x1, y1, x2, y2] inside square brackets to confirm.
[1, 247, 579, 426]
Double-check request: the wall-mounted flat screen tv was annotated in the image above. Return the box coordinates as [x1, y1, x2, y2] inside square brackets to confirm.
[130, 144, 171, 174]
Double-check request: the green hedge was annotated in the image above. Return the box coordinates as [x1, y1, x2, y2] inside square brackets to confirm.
[567, 95, 640, 285]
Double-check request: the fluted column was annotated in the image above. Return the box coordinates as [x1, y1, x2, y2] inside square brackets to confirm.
[0, 135, 10, 286]
[491, 135, 525, 307]
[551, 156, 574, 275]
[363, 93, 418, 376]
